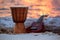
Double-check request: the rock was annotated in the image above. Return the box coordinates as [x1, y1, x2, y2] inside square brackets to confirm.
[0, 16, 60, 34]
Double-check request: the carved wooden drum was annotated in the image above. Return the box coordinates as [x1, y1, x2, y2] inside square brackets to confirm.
[11, 7, 28, 23]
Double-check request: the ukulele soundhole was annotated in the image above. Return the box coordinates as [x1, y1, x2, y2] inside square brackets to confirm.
[31, 27, 37, 30]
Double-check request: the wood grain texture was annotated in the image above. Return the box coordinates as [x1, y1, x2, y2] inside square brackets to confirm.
[14, 23, 26, 34]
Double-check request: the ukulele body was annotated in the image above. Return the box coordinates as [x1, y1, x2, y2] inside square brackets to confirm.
[26, 15, 48, 33]
[26, 22, 45, 33]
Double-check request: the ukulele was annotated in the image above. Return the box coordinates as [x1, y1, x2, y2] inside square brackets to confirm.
[26, 15, 48, 33]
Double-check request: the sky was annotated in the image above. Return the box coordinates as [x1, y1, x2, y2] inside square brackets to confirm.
[0, 0, 60, 18]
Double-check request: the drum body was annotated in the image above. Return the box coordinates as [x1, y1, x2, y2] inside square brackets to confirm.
[11, 7, 28, 23]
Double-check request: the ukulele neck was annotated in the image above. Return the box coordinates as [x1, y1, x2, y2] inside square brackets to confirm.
[37, 16, 44, 23]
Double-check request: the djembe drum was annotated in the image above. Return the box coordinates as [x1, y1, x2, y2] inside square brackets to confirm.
[11, 6, 28, 34]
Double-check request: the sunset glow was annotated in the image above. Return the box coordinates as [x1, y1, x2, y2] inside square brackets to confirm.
[0, 0, 60, 18]
[22, 0, 52, 18]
